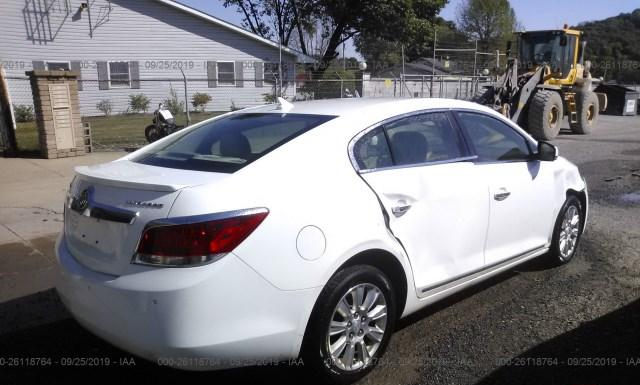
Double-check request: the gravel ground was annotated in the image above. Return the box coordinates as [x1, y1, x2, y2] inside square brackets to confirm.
[1, 114, 639, 385]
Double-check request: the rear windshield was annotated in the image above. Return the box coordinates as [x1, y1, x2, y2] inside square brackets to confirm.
[132, 113, 335, 173]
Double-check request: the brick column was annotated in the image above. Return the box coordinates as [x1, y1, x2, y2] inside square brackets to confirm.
[26, 70, 86, 159]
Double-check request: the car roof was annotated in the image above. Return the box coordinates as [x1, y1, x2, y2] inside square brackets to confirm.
[237, 97, 495, 118]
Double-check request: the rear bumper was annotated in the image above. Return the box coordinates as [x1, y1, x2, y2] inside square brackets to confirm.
[55, 234, 320, 370]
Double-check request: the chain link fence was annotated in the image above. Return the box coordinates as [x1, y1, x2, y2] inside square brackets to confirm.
[6, 71, 496, 152]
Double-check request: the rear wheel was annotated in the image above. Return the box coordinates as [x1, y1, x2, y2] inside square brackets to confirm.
[547, 196, 584, 265]
[528, 90, 564, 140]
[145, 125, 162, 143]
[302, 265, 396, 385]
[570, 91, 599, 134]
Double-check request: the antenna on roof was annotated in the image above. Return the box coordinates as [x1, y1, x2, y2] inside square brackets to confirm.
[277, 97, 293, 112]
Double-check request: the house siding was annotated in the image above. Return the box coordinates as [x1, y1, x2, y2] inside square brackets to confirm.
[0, 0, 297, 115]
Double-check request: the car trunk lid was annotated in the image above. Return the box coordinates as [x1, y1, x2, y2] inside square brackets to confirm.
[64, 160, 228, 276]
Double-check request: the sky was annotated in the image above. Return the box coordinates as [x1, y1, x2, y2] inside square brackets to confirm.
[180, 0, 640, 59]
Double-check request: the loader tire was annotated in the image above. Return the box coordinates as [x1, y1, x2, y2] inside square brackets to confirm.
[570, 91, 599, 135]
[528, 90, 564, 140]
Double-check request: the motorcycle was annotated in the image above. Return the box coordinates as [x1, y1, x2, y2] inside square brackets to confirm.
[145, 103, 181, 143]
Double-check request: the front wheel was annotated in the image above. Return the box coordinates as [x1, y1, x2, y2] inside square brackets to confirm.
[145, 124, 162, 143]
[528, 90, 564, 140]
[547, 196, 584, 265]
[302, 265, 396, 385]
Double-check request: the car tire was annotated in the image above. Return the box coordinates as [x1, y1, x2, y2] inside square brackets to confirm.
[528, 90, 564, 140]
[569, 91, 599, 135]
[302, 265, 396, 385]
[547, 196, 584, 265]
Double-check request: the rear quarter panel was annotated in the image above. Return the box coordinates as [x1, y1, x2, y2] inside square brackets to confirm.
[167, 117, 414, 292]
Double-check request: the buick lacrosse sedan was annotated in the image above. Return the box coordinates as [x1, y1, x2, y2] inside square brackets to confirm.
[56, 98, 587, 383]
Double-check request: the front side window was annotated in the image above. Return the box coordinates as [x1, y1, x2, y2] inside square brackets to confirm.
[353, 127, 393, 170]
[217, 62, 235, 86]
[385, 112, 466, 166]
[109, 62, 130, 87]
[133, 113, 335, 173]
[456, 112, 531, 162]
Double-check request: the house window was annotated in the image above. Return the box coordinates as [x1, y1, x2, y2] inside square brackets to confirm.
[217, 62, 235, 86]
[109, 62, 131, 87]
[46, 61, 70, 71]
[264, 62, 280, 85]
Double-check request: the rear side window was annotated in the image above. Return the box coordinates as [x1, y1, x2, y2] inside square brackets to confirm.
[353, 127, 393, 170]
[455, 112, 531, 162]
[133, 113, 335, 173]
[385, 112, 466, 166]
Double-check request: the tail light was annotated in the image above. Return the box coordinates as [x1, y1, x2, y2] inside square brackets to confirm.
[133, 209, 268, 267]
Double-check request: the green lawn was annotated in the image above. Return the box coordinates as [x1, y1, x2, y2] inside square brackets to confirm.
[14, 111, 222, 152]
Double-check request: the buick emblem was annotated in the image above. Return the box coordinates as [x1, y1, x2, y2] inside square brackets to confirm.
[77, 189, 90, 211]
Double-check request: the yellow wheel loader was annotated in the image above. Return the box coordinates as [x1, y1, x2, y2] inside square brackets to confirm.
[472, 26, 607, 140]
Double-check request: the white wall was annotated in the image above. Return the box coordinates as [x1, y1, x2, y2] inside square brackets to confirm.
[0, 0, 297, 115]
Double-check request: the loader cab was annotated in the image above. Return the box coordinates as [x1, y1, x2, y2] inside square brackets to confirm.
[516, 28, 581, 85]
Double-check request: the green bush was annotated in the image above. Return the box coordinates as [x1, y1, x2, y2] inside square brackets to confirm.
[163, 86, 184, 116]
[129, 93, 151, 113]
[191, 92, 212, 112]
[13, 104, 34, 122]
[96, 99, 113, 117]
[263, 93, 277, 103]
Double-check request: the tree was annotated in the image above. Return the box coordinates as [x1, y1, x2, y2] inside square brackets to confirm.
[310, 0, 447, 74]
[456, 0, 519, 52]
[578, 9, 640, 83]
[222, 0, 314, 54]
[355, 17, 467, 74]
[225, 0, 448, 77]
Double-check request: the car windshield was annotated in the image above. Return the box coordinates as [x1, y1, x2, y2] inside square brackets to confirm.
[132, 113, 335, 173]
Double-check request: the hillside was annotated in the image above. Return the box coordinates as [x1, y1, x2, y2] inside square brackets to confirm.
[577, 9, 640, 84]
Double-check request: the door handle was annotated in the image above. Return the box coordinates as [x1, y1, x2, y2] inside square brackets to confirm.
[391, 204, 411, 217]
[494, 189, 511, 201]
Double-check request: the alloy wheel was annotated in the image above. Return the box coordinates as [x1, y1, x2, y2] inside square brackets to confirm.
[325, 283, 388, 371]
[559, 205, 580, 259]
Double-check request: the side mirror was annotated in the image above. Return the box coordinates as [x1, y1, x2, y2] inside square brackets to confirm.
[537, 141, 558, 161]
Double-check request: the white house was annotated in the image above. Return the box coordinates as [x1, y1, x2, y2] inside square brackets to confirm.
[0, 0, 312, 115]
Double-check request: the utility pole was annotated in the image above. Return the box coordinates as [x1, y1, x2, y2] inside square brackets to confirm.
[473, 39, 478, 92]
[342, 42, 346, 72]
[179, 67, 190, 126]
[278, 33, 283, 98]
[401, 44, 405, 97]
[431, 26, 436, 97]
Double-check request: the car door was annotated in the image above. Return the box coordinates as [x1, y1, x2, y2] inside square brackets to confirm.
[454, 111, 556, 266]
[353, 111, 490, 295]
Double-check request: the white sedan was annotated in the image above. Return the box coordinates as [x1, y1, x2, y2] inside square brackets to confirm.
[56, 98, 587, 383]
